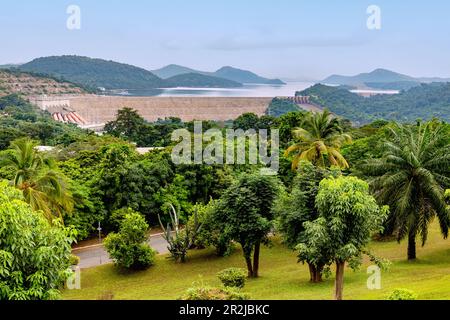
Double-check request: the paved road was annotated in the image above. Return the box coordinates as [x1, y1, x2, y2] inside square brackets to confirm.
[73, 234, 169, 269]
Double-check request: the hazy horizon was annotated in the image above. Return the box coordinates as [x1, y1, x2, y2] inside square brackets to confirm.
[2, 0, 450, 80]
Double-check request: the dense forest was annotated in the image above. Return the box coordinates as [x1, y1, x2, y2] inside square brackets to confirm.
[297, 83, 450, 124]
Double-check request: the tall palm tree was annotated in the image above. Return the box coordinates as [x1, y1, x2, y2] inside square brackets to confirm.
[361, 121, 450, 260]
[0, 138, 73, 221]
[285, 110, 352, 170]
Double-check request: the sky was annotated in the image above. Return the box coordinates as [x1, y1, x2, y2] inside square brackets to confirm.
[1, 0, 450, 80]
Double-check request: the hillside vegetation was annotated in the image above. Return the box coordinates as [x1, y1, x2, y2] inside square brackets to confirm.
[323, 68, 450, 91]
[0, 69, 87, 97]
[153, 64, 285, 84]
[20, 56, 165, 90]
[164, 73, 243, 88]
[214, 66, 285, 85]
[267, 98, 301, 117]
[323, 68, 415, 86]
[298, 83, 450, 124]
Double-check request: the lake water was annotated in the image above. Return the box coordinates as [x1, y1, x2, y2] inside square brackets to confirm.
[111, 82, 315, 97]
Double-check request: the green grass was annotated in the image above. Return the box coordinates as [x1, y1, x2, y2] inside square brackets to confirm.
[63, 222, 450, 300]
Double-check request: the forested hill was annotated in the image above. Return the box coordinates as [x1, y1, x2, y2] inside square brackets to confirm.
[18, 56, 269, 90]
[298, 83, 450, 124]
[214, 66, 285, 85]
[152, 64, 286, 84]
[164, 73, 243, 88]
[20, 56, 165, 90]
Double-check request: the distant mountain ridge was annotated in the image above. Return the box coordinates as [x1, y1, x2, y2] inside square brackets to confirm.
[164, 73, 243, 88]
[152, 64, 285, 85]
[322, 68, 450, 89]
[18, 56, 285, 91]
[215, 66, 285, 85]
[152, 64, 210, 79]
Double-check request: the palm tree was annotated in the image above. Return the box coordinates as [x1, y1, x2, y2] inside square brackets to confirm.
[361, 121, 450, 260]
[0, 138, 73, 221]
[285, 110, 352, 170]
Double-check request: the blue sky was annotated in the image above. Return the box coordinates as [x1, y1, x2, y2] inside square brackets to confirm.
[1, 0, 450, 79]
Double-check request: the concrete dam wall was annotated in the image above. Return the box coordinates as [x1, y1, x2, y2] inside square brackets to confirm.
[65, 95, 273, 124]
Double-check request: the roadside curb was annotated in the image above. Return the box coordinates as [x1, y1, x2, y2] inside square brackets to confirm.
[72, 232, 166, 251]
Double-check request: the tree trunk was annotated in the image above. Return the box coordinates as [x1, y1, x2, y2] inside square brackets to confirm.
[334, 261, 345, 300]
[245, 256, 253, 278]
[252, 241, 260, 278]
[308, 263, 324, 283]
[408, 232, 416, 260]
[308, 264, 315, 282]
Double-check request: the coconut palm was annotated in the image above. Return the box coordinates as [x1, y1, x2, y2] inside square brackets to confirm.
[0, 138, 73, 221]
[361, 121, 450, 260]
[285, 110, 352, 170]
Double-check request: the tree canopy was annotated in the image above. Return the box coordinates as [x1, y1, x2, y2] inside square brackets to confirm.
[0, 181, 75, 300]
[297, 176, 388, 300]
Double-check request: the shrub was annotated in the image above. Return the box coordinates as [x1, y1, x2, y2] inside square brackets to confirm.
[181, 285, 249, 300]
[387, 289, 418, 300]
[217, 268, 247, 288]
[69, 254, 80, 266]
[110, 207, 135, 231]
[104, 212, 156, 270]
[189, 202, 235, 257]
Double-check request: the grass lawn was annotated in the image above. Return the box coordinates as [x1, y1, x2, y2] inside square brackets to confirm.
[63, 222, 450, 300]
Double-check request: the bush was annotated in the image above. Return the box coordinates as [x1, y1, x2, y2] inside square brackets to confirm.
[181, 285, 249, 300]
[217, 268, 247, 288]
[110, 207, 135, 232]
[104, 212, 156, 270]
[190, 201, 234, 257]
[69, 254, 80, 266]
[387, 289, 418, 300]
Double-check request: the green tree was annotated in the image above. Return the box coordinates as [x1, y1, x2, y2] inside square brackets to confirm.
[95, 144, 175, 226]
[104, 211, 156, 270]
[0, 181, 75, 300]
[297, 176, 388, 300]
[361, 121, 450, 260]
[277, 111, 305, 146]
[273, 162, 336, 282]
[285, 110, 352, 170]
[212, 173, 280, 277]
[0, 138, 73, 220]
[104, 107, 146, 143]
[233, 113, 260, 131]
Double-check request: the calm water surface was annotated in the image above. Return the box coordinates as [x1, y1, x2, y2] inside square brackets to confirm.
[112, 82, 315, 97]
